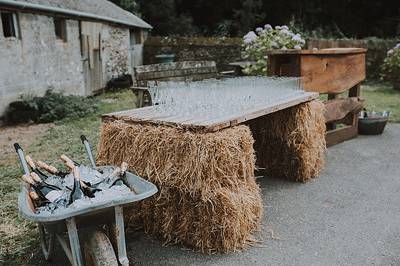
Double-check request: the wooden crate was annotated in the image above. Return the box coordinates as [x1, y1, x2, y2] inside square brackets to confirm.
[266, 48, 367, 146]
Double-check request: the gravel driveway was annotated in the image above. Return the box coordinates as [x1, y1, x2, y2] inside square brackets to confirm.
[128, 124, 400, 266]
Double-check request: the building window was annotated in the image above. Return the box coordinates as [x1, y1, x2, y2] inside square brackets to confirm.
[129, 29, 142, 46]
[54, 18, 67, 41]
[1, 12, 20, 38]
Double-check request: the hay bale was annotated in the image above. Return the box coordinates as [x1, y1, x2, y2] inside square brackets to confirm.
[138, 185, 263, 253]
[97, 122, 256, 198]
[97, 121, 262, 253]
[247, 100, 326, 182]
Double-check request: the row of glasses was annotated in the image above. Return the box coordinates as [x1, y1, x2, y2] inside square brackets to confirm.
[147, 76, 305, 121]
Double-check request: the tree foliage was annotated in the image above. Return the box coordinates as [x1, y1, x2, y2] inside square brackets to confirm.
[112, 0, 400, 38]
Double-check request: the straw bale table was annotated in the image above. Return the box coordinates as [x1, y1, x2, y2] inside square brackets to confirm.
[97, 90, 325, 252]
[101, 89, 324, 181]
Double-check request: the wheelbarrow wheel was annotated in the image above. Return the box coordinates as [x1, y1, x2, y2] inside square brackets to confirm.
[84, 229, 118, 266]
[38, 224, 55, 261]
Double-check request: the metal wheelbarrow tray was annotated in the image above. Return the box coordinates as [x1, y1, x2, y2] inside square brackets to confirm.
[18, 167, 158, 266]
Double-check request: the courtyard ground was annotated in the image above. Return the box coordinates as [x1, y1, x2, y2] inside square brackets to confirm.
[125, 123, 400, 265]
[0, 82, 399, 265]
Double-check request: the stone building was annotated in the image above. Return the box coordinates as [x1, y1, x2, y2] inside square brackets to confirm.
[0, 0, 152, 114]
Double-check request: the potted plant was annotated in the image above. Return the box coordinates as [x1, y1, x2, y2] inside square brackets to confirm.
[242, 24, 306, 75]
[381, 43, 400, 90]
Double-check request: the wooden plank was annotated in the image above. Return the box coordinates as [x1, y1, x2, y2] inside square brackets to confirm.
[150, 72, 218, 82]
[326, 125, 358, 147]
[300, 53, 366, 93]
[326, 94, 340, 130]
[135, 61, 216, 73]
[324, 97, 364, 123]
[348, 84, 361, 97]
[265, 48, 367, 55]
[136, 67, 217, 80]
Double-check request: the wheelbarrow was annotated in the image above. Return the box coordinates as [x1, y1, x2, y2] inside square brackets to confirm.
[15, 137, 158, 266]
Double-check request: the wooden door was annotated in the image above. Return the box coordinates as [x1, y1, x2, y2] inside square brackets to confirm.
[81, 22, 103, 95]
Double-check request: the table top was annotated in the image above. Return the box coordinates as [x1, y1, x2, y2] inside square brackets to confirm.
[103, 91, 318, 132]
[265, 48, 367, 55]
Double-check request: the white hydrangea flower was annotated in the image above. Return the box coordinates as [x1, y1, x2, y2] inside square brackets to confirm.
[281, 25, 289, 30]
[275, 25, 281, 30]
[256, 27, 263, 33]
[292, 34, 302, 42]
[395, 43, 400, 49]
[280, 29, 290, 35]
[294, 45, 301, 50]
[264, 24, 272, 30]
[281, 46, 287, 50]
[387, 49, 394, 55]
[243, 31, 257, 44]
[271, 41, 278, 48]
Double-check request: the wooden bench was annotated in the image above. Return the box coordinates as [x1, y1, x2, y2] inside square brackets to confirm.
[265, 48, 367, 146]
[132, 61, 218, 107]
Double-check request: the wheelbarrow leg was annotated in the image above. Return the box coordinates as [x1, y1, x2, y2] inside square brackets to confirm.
[38, 224, 55, 261]
[115, 206, 129, 266]
[66, 217, 84, 266]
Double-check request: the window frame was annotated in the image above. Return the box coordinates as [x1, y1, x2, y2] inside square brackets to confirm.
[1, 11, 20, 39]
[129, 29, 142, 46]
[54, 17, 67, 42]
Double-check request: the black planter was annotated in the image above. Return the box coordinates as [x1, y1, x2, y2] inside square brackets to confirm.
[358, 113, 389, 135]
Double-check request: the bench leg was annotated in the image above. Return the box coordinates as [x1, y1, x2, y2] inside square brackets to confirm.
[138, 90, 144, 108]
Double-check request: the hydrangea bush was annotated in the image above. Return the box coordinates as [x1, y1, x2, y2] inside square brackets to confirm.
[381, 43, 400, 89]
[242, 24, 306, 75]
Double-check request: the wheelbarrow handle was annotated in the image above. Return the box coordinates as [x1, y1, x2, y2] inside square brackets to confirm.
[80, 135, 96, 168]
[13, 143, 30, 175]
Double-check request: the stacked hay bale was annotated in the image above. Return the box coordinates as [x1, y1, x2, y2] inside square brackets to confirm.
[96, 99, 326, 252]
[247, 100, 326, 182]
[97, 123, 263, 253]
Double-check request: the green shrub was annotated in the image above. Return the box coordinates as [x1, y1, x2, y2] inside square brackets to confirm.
[5, 90, 99, 124]
[381, 43, 400, 89]
[242, 24, 306, 75]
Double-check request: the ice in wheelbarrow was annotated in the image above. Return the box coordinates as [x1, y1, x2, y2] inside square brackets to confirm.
[29, 162, 133, 215]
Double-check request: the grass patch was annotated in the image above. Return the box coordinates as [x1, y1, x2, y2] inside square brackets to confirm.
[0, 89, 136, 264]
[362, 82, 400, 123]
[318, 82, 400, 123]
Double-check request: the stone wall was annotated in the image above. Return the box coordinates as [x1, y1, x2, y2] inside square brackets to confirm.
[144, 36, 399, 79]
[143, 37, 242, 71]
[101, 25, 130, 81]
[0, 13, 85, 114]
